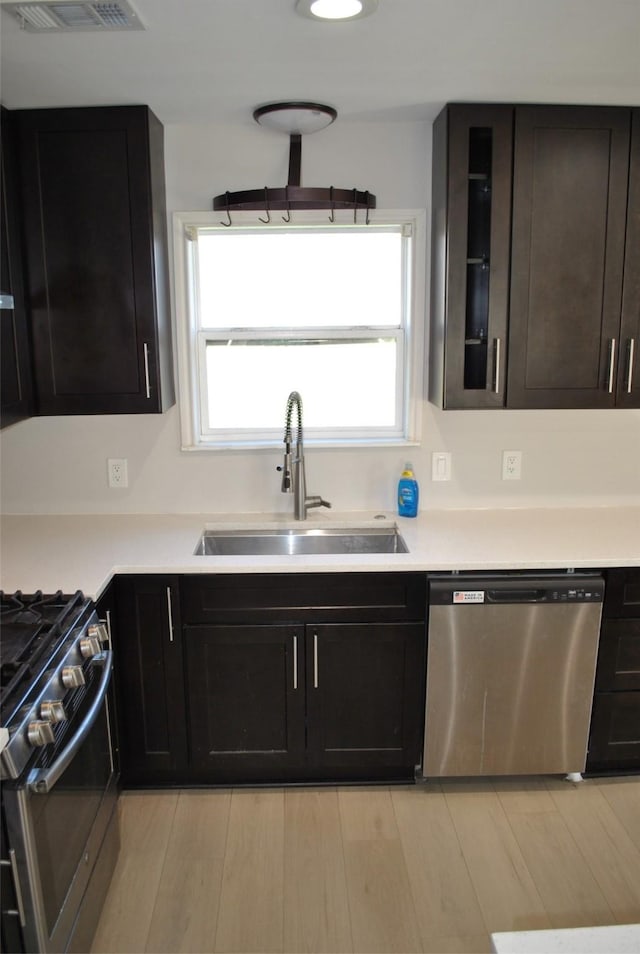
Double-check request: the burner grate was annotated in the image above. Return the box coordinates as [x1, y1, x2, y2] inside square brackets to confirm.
[0, 590, 86, 710]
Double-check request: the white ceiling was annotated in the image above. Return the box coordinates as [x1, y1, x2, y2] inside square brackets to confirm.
[1, 0, 639, 127]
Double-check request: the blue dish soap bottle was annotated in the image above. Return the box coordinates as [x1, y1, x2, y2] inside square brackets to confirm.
[398, 465, 419, 517]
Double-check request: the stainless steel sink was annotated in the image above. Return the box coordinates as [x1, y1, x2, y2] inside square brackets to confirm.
[194, 526, 409, 556]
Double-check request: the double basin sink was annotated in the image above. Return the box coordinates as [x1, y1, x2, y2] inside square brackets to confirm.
[195, 526, 409, 556]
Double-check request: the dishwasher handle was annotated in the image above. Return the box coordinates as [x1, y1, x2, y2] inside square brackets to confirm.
[486, 588, 546, 603]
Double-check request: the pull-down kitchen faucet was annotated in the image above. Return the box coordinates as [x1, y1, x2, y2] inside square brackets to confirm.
[277, 391, 331, 520]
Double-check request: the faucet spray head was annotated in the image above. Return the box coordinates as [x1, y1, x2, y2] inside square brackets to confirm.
[279, 446, 293, 493]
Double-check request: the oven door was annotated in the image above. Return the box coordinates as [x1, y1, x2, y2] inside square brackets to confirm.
[3, 652, 119, 953]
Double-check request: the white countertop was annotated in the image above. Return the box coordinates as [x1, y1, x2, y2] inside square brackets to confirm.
[1, 507, 639, 598]
[491, 923, 640, 953]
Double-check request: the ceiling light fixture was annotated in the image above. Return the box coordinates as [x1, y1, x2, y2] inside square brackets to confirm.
[295, 0, 378, 22]
[213, 102, 376, 224]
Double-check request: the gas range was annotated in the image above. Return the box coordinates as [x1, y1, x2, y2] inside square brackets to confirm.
[0, 590, 118, 953]
[0, 590, 108, 781]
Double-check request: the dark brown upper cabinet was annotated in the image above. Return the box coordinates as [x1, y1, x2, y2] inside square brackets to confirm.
[429, 104, 513, 409]
[507, 106, 631, 409]
[618, 108, 640, 409]
[15, 106, 174, 415]
[430, 103, 638, 410]
[1, 108, 33, 429]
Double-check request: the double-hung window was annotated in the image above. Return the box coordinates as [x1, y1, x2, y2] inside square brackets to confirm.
[173, 210, 425, 450]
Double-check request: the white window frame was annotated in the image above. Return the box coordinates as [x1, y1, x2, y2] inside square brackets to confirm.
[172, 209, 426, 451]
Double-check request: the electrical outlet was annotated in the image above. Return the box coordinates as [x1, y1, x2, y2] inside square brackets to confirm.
[502, 450, 522, 480]
[431, 451, 451, 481]
[107, 458, 128, 488]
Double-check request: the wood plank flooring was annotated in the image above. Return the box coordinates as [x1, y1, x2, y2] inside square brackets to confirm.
[91, 777, 640, 954]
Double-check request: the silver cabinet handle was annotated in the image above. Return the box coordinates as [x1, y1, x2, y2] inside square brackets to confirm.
[293, 634, 298, 690]
[627, 338, 636, 394]
[166, 587, 174, 642]
[105, 692, 115, 775]
[143, 342, 151, 399]
[493, 337, 501, 394]
[1, 850, 27, 926]
[313, 632, 319, 689]
[607, 338, 617, 393]
[100, 611, 112, 649]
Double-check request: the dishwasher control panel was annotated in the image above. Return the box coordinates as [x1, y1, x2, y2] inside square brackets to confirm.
[429, 574, 605, 605]
[548, 585, 603, 601]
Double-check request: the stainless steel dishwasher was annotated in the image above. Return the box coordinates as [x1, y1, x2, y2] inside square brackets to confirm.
[423, 574, 605, 777]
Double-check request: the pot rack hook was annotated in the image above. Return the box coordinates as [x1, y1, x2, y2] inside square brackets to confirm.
[282, 185, 291, 223]
[258, 187, 271, 224]
[328, 186, 335, 223]
[220, 192, 232, 227]
[352, 188, 358, 224]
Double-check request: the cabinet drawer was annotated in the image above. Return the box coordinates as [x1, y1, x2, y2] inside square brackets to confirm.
[604, 568, 640, 618]
[595, 618, 640, 691]
[181, 572, 427, 624]
[588, 691, 640, 769]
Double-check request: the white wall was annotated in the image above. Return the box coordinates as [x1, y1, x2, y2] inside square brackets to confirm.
[1, 118, 639, 515]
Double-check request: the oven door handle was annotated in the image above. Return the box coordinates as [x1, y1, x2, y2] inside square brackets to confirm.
[27, 651, 113, 795]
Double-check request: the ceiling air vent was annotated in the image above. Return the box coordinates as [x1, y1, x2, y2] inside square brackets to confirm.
[5, 1, 144, 31]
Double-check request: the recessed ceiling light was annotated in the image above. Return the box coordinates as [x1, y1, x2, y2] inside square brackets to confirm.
[295, 0, 378, 22]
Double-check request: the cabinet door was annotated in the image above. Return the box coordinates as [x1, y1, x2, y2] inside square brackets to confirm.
[114, 576, 187, 784]
[619, 108, 640, 408]
[306, 622, 426, 781]
[184, 624, 306, 783]
[16, 106, 174, 415]
[1, 108, 32, 429]
[430, 104, 513, 408]
[508, 106, 630, 408]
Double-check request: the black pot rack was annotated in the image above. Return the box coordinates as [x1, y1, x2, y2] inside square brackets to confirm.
[213, 102, 376, 225]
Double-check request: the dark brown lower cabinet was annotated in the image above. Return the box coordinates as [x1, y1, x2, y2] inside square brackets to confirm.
[588, 693, 640, 769]
[114, 576, 188, 785]
[185, 624, 306, 782]
[305, 622, 425, 779]
[184, 620, 426, 784]
[587, 568, 640, 774]
[113, 572, 427, 786]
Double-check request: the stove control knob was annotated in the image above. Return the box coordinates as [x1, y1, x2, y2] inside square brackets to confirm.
[89, 622, 108, 643]
[61, 665, 86, 689]
[80, 632, 102, 659]
[28, 720, 55, 747]
[40, 700, 67, 723]
[80, 629, 104, 658]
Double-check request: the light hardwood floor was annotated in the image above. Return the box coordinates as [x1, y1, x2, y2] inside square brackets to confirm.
[91, 777, 640, 954]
